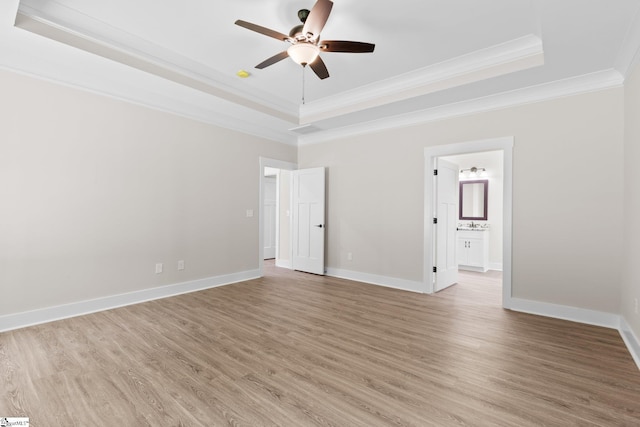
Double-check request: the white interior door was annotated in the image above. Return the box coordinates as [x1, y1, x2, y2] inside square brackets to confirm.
[263, 176, 277, 259]
[292, 167, 325, 275]
[435, 158, 459, 291]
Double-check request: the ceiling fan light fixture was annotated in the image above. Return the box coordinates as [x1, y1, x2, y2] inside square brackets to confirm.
[287, 43, 320, 65]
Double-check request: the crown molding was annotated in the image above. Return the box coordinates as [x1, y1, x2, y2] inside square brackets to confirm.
[297, 69, 624, 146]
[299, 34, 544, 124]
[614, 3, 640, 78]
[0, 63, 298, 146]
[15, 1, 299, 123]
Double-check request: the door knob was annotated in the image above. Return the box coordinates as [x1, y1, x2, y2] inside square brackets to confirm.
[315, 224, 324, 228]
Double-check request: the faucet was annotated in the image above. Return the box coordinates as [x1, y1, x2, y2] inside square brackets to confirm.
[469, 221, 475, 228]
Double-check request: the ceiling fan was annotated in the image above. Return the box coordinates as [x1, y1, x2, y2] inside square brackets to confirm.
[235, 0, 375, 80]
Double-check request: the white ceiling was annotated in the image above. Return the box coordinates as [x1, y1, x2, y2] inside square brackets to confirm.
[2, 0, 640, 145]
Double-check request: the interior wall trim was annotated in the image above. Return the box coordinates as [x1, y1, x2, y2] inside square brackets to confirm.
[275, 260, 292, 269]
[511, 298, 640, 371]
[488, 263, 503, 271]
[325, 268, 424, 294]
[0, 269, 260, 333]
[509, 297, 620, 329]
[297, 69, 624, 146]
[0, 64, 299, 147]
[14, 6, 297, 122]
[300, 34, 544, 124]
[423, 136, 514, 309]
[620, 317, 640, 371]
[326, 268, 639, 371]
[614, 4, 640, 78]
[258, 157, 298, 278]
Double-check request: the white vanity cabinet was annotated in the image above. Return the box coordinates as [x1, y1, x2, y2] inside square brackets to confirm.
[457, 229, 489, 272]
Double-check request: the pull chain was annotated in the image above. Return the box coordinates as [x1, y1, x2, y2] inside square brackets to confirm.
[302, 65, 306, 105]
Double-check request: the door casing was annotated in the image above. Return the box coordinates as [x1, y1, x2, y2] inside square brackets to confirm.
[258, 157, 297, 277]
[423, 137, 513, 308]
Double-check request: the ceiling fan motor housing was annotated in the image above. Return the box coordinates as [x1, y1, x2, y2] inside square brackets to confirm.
[289, 24, 304, 37]
[290, 9, 311, 38]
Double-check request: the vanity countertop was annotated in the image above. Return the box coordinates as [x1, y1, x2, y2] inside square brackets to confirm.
[457, 227, 488, 231]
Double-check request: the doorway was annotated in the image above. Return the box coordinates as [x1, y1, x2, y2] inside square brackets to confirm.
[258, 158, 297, 278]
[258, 159, 326, 277]
[263, 167, 278, 260]
[439, 150, 505, 296]
[424, 137, 513, 309]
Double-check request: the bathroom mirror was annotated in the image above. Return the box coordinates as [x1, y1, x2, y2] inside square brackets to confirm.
[459, 179, 488, 220]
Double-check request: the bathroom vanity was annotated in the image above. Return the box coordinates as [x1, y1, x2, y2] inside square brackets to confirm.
[457, 228, 489, 272]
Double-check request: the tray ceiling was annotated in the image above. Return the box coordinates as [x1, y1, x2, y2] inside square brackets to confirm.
[2, 0, 640, 145]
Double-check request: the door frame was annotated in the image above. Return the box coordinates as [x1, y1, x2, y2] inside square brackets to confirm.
[262, 175, 278, 260]
[423, 137, 513, 309]
[259, 157, 297, 278]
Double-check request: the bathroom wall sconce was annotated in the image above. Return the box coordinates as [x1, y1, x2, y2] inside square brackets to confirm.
[460, 166, 486, 178]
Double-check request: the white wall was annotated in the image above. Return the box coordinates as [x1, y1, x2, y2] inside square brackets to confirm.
[299, 88, 624, 314]
[0, 69, 296, 317]
[623, 63, 640, 338]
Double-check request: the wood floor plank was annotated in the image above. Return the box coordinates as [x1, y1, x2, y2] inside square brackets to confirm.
[2, 263, 640, 426]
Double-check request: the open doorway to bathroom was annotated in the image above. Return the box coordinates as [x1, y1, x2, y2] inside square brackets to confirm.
[439, 150, 504, 301]
[423, 137, 513, 308]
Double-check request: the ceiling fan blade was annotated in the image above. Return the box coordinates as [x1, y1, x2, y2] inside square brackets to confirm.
[320, 40, 375, 53]
[235, 20, 290, 41]
[255, 51, 289, 69]
[302, 0, 333, 40]
[309, 55, 330, 80]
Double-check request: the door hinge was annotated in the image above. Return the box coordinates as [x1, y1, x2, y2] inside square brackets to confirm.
[433, 266, 437, 273]
[433, 169, 438, 176]
[433, 218, 437, 224]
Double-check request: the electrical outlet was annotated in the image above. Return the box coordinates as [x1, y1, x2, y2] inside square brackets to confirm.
[347, 252, 353, 261]
[246, 209, 254, 218]
[155, 263, 163, 274]
[178, 260, 185, 271]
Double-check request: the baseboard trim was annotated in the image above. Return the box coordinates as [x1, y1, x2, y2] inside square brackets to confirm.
[509, 297, 620, 329]
[620, 317, 640, 370]
[4, 269, 639, 371]
[506, 298, 640, 370]
[489, 262, 503, 271]
[326, 268, 424, 293]
[0, 269, 261, 333]
[275, 259, 292, 269]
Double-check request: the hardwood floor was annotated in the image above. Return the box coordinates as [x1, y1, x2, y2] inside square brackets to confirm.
[2, 263, 640, 426]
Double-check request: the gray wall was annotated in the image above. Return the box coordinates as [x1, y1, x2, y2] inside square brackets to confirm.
[0, 69, 296, 316]
[1, 65, 634, 329]
[623, 63, 640, 338]
[299, 88, 624, 314]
